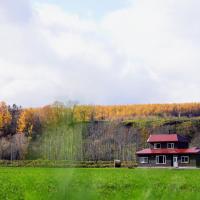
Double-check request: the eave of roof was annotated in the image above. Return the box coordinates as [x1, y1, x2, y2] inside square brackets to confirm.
[136, 147, 200, 155]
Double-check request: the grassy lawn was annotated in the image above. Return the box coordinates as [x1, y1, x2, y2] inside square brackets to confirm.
[0, 168, 200, 200]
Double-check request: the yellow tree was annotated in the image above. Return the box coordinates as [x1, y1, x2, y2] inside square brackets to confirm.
[0, 102, 11, 129]
[17, 111, 26, 133]
[0, 114, 3, 129]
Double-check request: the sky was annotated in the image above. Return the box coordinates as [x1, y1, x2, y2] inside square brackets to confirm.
[0, 0, 200, 107]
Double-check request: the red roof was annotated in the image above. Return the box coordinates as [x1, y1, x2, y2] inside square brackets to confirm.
[136, 147, 200, 155]
[147, 134, 188, 143]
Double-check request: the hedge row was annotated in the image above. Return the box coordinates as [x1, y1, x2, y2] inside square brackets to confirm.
[0, 160, 137, 168]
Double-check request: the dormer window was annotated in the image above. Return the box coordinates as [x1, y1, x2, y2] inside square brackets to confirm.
[154, 143, 161, 149]
[167, 143, 174, 149]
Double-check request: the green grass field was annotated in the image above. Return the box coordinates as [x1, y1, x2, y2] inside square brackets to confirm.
[1, 168, 200, 200]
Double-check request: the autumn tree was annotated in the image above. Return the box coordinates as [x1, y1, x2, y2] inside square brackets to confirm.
[0, 102, 11, 131]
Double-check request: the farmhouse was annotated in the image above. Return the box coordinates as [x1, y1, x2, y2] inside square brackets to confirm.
[136, 134, 200, 167]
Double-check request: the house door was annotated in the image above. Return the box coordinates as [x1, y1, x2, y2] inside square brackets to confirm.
[173, 156, 178, 167]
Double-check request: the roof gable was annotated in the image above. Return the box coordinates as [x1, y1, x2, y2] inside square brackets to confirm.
[147, 134, 188, 143]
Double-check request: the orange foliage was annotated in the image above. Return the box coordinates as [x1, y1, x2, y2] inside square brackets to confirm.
[73, 103, 200, 121]
[14, 102, 200, 131]
[17, 111, 26, 133]
[0, 102, 11, 129]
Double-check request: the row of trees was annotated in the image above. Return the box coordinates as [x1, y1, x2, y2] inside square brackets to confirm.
[74, 103, 200, 121]
[2, 101, 200, 137]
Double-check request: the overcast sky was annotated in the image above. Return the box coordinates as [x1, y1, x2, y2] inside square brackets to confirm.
[0, 0, 200, 107]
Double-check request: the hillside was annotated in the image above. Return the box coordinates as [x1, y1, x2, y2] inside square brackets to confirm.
[1, 101, 200, 161]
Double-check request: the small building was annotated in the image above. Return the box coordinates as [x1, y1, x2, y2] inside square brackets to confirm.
[136, 134, 200, 168]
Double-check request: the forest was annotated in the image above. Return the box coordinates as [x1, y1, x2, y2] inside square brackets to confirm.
[1, 101, 200, 161]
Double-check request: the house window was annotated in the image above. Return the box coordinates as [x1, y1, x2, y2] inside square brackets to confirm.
[167, 143, 174, 149]
[156, 155, 166, 164]
[154, 143, 161, 149]
[181, 156, 189, 163]
[139, 157, 148, 164]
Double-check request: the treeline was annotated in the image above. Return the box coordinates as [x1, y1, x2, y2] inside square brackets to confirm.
[74, 103, 200, 120]
[1, 101, 200, 161]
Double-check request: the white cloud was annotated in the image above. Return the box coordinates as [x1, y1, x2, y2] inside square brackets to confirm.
[102, 0, 200, 99]
[0, 0, 200, 107]
[35, 3, 97, 32]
